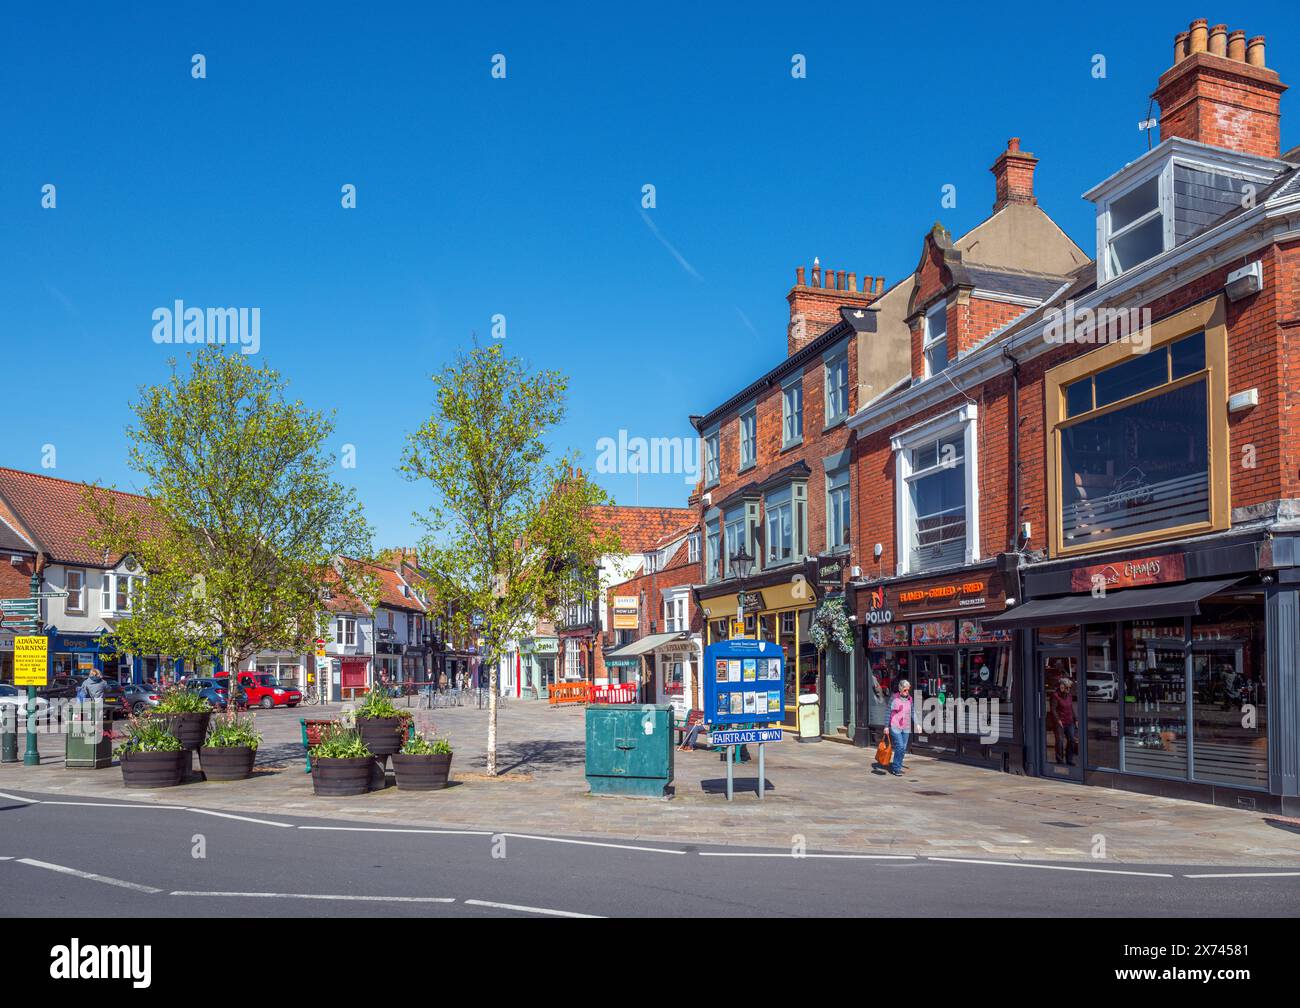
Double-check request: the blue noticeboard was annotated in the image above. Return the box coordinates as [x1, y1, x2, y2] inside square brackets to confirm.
[703, 638, 785, 726]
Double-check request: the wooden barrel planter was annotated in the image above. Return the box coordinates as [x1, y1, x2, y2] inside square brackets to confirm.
[311, 756, 373, 796]
[199, 746, 257, 782]
[162, 711, 211, 751]
[355, 716, 407, 757]
[392, 752, 453, 791]
[120, 749, 187, 789]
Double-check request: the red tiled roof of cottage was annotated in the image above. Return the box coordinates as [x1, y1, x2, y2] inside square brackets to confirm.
[0, 467, 157, 568]
[322, 565, 371, 615]
[341, 557, 426, 613]
[590, 505, 695, 555]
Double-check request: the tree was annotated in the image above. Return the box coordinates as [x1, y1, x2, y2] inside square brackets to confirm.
[84, 347, 374, 709]
[401, 342, 619, 775]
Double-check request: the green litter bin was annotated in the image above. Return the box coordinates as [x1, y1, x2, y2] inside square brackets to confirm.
[65, 704, 113, 769]
[585, 704, 674, 798]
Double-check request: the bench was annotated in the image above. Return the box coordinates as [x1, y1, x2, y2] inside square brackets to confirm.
[674, 709, 705, 747]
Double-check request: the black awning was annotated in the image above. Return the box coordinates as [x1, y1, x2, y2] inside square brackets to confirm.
[980, 577, 1243, 630]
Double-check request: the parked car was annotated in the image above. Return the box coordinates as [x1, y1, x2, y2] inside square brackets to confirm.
[118, 682, 164, 716]
[0, 683, 50, 719]
[1086, 670, 1119, 702]
[37, 675, 82, 700]
[187, 677, 248, 711]
[233, 672, 301, 709]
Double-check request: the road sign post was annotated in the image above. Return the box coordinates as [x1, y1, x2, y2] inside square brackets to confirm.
[14, 634, 48, 766]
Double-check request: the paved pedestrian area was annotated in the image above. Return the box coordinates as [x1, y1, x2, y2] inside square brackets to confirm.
[4, 697, 1298, 866]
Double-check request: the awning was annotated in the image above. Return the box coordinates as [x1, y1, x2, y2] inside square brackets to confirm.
[980, 577, 1243, 630]
[605, 632, 690, 659]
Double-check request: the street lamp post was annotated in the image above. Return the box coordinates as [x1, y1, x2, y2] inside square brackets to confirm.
[729, 543, 755, 635]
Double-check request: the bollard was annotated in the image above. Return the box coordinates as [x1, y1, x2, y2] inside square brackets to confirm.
[1, 726, 17, 763]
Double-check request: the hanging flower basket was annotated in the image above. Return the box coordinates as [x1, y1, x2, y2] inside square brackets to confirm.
[809, 598, 855, 654]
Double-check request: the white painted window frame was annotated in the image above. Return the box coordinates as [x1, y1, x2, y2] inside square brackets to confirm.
[891, 402, 980, 576]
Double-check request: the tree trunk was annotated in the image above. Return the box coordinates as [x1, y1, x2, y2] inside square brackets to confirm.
[487, 659, 498, 777]
[225, 646, 237, 716]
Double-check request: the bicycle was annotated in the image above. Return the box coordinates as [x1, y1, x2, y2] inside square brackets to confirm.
[302, 683, 320, 704]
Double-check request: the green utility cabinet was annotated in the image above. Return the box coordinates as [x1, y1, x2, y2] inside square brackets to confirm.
[585, 704, 674, 798]
[65, 706, 112, 769]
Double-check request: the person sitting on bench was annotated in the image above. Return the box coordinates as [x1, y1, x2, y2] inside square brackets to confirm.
[678, 720, 706, 751]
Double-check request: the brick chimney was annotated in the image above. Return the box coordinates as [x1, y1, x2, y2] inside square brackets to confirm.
[787, 258, 881, 355]
[989, 137, 1038, 212]
[1155, 19, 1287, 159]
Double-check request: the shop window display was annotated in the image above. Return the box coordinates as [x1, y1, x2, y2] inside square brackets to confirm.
[1122, 618, 1188, 780]
[1190, 599, 1267, 790]
[1085, 627, 1121, 771]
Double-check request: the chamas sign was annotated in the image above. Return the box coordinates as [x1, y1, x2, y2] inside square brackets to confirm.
[1069, 552, 1185, 593]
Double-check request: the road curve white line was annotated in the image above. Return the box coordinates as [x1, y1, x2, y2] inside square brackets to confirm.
[464, 898, 601, 918]
[698, 852, 915, 860]
[926, 856, 1173, 878]
[500, 833, 685, 855]
[0, 856, 13, 860]
[170, 891, 455, 903]
[1184, 871, 1300, 879]
[37, 801, 188, 810]
[298, 826, 492, 836]
[185, 808, 293, 828]
[0, 792, 39, 803]
[17, 858, 164, 893]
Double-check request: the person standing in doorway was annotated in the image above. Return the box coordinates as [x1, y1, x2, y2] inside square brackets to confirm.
[1050, 675, 1077, 765]
[888, 679, 914, 777]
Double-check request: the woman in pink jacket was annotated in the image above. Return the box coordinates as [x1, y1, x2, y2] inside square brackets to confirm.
[888, 679, 914, 776]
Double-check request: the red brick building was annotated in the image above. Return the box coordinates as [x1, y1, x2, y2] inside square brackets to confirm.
[602, 523, 701, 711]
[849, 20, 1300, 811]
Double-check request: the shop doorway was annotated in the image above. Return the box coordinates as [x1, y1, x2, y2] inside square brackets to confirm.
[823, 648, 849, 737]
[1041, 652, 1083, 781]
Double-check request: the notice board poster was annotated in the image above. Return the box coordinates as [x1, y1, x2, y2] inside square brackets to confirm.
[703, 638, 784, 726]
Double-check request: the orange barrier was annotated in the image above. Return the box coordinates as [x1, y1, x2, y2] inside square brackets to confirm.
[548, 682, 591, 705]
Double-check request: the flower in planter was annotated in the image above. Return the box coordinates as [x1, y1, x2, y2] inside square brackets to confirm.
[114, 715, 183, 757]
[354, 689, 402, 721]
[310, 725, 371, 760]
[152, 685, 213, 715]
[401, 732, 452, 756]
[204, 712, 262, 749]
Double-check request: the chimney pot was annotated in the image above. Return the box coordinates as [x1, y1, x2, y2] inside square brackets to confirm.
[1007, 137, 1020, 152]
[811, 261, 821, 286]
[847, 271, 858, 292]
[875, 276, 886, 293]
[1227, 30, 1246, 61]
[1174, 31, 1190, 65]
[823, 270, 833, 289]
[1188, 18, 1208, 54]
[1247, 35, 1266, 68]
[835, 270, 846, 291]
[1208, 25, 1227, 57]
[796, 266, 806, 286]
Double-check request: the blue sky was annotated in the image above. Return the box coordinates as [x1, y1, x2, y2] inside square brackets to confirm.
[3, 2, 1295, 548]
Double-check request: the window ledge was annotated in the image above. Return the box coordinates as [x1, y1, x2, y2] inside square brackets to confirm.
[738, 461, 756, 474]
[780, 437, 804, 453]
[822, 415, 847, 433]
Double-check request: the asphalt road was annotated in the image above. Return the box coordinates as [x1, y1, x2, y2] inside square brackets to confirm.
[2, 786, 1297, 918]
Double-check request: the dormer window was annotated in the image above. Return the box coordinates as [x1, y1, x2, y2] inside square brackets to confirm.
[923, 302, 949, 377]
[1101, 171, 1167, 280]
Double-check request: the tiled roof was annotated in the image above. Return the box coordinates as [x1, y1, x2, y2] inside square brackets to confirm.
[591, 505, 695, 555]
[653, 524, 697, 550]
[342, 557, 426, 613]
[322, 565, 371, 615]
[0, 513, 35, 554]
[965, 265, 1071, 301]
[0, 467, 156, 567]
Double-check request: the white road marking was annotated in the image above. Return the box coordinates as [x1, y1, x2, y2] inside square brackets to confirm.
[17, 858, 164, 893]
[927, 857, 1173, 878]
[501, 833, 685, 855]
[0, 856, 13, 861]
[38, 801, 187, 810]
[0, 792, 39, 803]
[1184, 871, 1300, 879]
[464, 898, 601, 918]
[298, 826, 492, 836]
[698, 852, 915, 860]
[170, 891, 454, 903]
[185, 808, 293, 828]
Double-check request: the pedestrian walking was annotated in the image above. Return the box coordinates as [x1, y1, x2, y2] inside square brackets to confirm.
[887, 679, 913, 777]
[84, 668, 106, 701]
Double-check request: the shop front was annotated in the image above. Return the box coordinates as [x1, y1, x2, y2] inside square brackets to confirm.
[697, 564, 819, 730]
[518, 637, 558, 698]
[856, 558, 1022, 772]
[985, 535, 1295, 811]
[0, 632, 12, 684]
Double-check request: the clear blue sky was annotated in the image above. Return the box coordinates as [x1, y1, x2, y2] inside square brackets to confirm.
[3, 2, 1295, 548]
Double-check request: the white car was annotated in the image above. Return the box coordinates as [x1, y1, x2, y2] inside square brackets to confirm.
[1086, 671, 1118, 701]
[0, 683, 51, 719]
